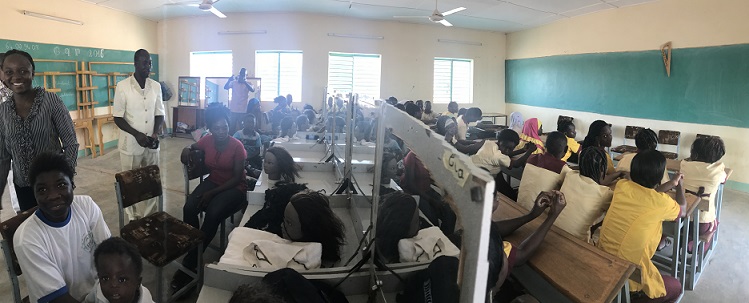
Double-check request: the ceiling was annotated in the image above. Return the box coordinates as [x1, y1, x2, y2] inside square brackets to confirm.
[81, 0, 658, 32]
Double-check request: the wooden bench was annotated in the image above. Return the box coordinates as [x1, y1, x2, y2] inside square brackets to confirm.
[493, 195, 636, 303]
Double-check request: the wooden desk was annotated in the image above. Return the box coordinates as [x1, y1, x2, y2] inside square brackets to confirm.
[482, 112, 508, 126]
[494, 196, 635, 303]
[73, 118, 96, 159]
[94, 114, 115, 156]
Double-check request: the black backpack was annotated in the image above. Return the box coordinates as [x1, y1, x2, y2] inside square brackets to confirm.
[396, 256, 461, 303]
[263, 268, 348, 303]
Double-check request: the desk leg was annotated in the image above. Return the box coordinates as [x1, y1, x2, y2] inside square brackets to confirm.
[686, 209, 700, 290]
[669, 220, 680, 279]
[97, 121, 105, 157]
[678, 213, 691, 292]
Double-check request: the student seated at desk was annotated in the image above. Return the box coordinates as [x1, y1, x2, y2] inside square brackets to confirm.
[441, 101, 459, 118]
[283, 192, 345, 267]
[681, 136, 727, 251]
[245, 98, 273, 143]
[471, 129, 536, 200]
[490, 190, 567, 302]
[245, 147, 308, 236]
[405, 102, 423, 120]
[274, 116, 298, 141]
[616, 128, 668, 185]
[517, 118, 545, 155]
[233, 114, 263, 175]
[86, 237, 154, 303]
[598, 150, 686, 303]
[15, 152, 112, 303]
[295, 115, 310, 132]
[435, 116, 484, 155]
[556, 147, 615, 243]
[456, 107, 482, 141]
[517, 132, 571, 211]
[421, 101, 438, 124]
[581, 120, 616, 175]
[176, 105, 248, 293]
[558, 120, 581, 162]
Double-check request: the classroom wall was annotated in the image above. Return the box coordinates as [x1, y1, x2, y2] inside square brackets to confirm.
[505, 0, 749, 191]
[156, 12, 506, 114]
[0, 0, 158, 154]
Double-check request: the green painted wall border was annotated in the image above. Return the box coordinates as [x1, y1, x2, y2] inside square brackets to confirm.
[725, 180, 749, 193]
[506, 44, 749, 128]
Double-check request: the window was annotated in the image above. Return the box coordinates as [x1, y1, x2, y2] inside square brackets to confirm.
[255, 51, 303, 102]
[327, 52, 381, 100]
[433, 58, 473, 103]
[190, 51, 233, 101]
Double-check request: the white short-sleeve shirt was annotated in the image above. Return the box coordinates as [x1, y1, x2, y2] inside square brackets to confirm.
[14, 195, 112, 302]
[113, 76, 165, 156]
[456, 115, 469, 141]
[470, 140, 511, 175]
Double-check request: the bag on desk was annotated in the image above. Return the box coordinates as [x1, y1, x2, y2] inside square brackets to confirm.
[398, 226, 460, 263]
[396, 256, 460, 303]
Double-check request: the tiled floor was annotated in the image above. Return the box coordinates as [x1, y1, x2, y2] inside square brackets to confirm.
[0, 137, 747, 302]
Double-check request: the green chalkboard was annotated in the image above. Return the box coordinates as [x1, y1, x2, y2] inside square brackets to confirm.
[1, 39, 159, 111]
[506, 44, 749, 128]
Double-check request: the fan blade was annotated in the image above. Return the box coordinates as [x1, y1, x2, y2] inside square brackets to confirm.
[209, 6, 227, 18]
[442, 7, 465, 16]
[393, 15, 429, 19]
[438, 19, 453, 27]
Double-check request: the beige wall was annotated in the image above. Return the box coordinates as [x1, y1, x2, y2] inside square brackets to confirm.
[505, 0, 749, 188]
[1, 0, 158, 151]
[157, 12, 506, 114]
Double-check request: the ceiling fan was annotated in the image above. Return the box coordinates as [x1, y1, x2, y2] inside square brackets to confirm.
[165, 0, 227, 18]
[393, 0, 465, 27]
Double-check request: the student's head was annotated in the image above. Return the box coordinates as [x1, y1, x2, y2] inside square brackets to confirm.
[424, 101, 432, 113]
[394, 103, 405, 111]
[284, 192, 345, 263]
[273, 95, 287, 108]
[387, 96, 398, 105]
[286, 94, 293, 105]
[447, 101, 459, 114]
[582, 120, 612, 149]
[2, 49, 36, 95]
[436, 116, 457, 138]
[557, 121, 576, 139]
[29, 152, 75, 223]
[579, 147, 608, 184]
[327, 96, 334, 107]
[381, 152, 399, 181]
[404, 103, 422, 119]
[303, 109, 316, 124]
[242, 114, 257, 132]
[229, 282, 287, 303]
[635, 128, 658, 152]
[415, 100, 424, 110]
[496, 129, 520, 155]
[247, 98, 261, 113]
[335, 96, 344, 107]
[133, 49, 151, 79]
[457, 108, 467, 117]
[94, 237, 143, 303]
[279, 116, 296, 137]
[690, 136, 725, 163]
[295, 115, 309, 132]
[238, 67, 247, 78]
[263, 146, 300, 182]
[545, 131, 568, 159]
[465, 107, 483, 123]
[631, 150, 666, 189]
[205, 102, 231, 142]
[376, 192, 420, 263]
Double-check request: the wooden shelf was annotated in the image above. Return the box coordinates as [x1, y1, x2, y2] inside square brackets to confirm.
[47, 88, 62, 93]
[77, 101, 99, 106]
[76, 86, 99, 91]
[76, 71, 97, 75]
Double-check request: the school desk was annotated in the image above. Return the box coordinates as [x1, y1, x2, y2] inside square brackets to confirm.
[482, 112, 508, 125]
[494, 194, 636, 303]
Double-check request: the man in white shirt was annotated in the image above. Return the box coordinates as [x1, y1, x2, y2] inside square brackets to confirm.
[456, 107, 482, 141]
[113, 49, 165, 221]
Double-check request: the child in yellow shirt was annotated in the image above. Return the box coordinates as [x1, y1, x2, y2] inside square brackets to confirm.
[598, 150, 686, 302]
[558, 121, 581, 162]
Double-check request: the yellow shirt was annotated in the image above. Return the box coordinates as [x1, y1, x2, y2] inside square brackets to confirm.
[680, 160, 726, 223]
[598, 179, 680, 298]
[561, 137, 581, 162]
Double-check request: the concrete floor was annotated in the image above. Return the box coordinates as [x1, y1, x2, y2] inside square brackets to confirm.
[0, 137, 747, 302]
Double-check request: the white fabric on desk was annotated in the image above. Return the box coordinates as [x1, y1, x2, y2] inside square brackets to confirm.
[398, 226, 460, 263]
[220, 227, 322, 271]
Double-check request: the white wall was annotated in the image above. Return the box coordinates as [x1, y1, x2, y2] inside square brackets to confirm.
[1, 0, 158, 151]
[157, 12, 506, 114]
[505, 0, 749, 189]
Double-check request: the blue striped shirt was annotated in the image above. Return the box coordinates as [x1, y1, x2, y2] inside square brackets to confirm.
[0, 87, 79, 187]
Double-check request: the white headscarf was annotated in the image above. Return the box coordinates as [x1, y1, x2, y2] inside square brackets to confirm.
[509, 112, 524, 133]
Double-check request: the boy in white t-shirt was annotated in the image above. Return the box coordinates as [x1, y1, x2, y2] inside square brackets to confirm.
[14, 152, 111, 302]
[471, 129, 536, 200]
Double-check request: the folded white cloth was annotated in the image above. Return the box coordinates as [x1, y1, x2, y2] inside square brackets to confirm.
[398, 226, 460, 263]
[219, 227, 322, 271]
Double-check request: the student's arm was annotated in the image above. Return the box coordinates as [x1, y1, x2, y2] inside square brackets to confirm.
[224, 76, 235, 90]
[494, 191, 551, 237]
[514, 190, 566, 266]
[49, 94, 80, 170]
[244, 81, 254, 92]
[152, 83, 166, 138]
[668, 174, 687, 218]
[454, 140, 484, 155]
[16, 237, 82, 303]
[656, 172, 682, 193]
[198, 143, 246, 209]
[0, 130, 11, 203]
[602, 171, 625, 186]
[509, 144, 536, 168]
